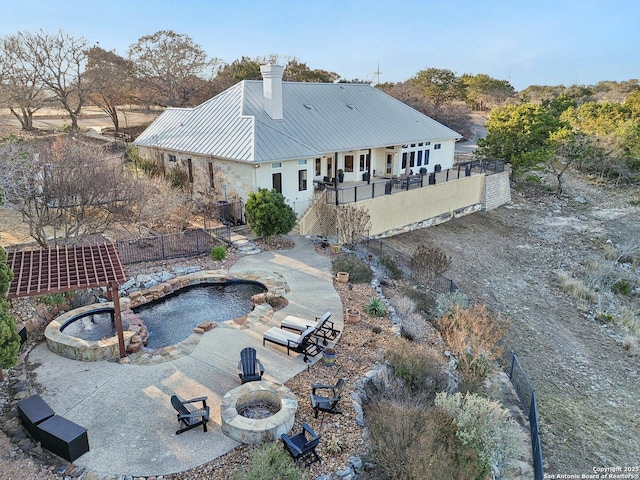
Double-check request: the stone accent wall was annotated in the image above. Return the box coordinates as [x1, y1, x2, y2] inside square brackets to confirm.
[371, 203, 482, 239]
[482, 170, 511, 211]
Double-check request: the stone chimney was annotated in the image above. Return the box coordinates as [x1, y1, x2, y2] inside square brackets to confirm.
[260, 64, 284, 120]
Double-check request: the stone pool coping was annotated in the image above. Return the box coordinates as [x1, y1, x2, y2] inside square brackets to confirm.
[44, 269, 290, 363]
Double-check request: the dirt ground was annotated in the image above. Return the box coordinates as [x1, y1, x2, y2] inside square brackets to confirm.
[382, 172, 640, 475]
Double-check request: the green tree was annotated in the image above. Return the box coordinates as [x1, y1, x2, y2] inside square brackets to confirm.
[547, 129, 600, 195]
[459, 73, 515, 111]
[0, 247, 20, 374]
[477, 103, 559, 175]
[245, 188, 296, 240]
[413, 68, 464, 118]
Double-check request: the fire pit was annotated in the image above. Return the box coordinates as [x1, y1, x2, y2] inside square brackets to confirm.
[220, 381, 297, 444]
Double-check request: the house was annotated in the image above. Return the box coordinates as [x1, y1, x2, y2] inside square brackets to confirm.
[134, 64, 462, 219]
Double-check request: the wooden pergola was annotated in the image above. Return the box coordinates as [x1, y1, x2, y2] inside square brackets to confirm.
[6, 244, 129, 359]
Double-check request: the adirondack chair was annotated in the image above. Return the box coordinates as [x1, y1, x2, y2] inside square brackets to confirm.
[237, 347, 265, 384]
[170, 395, 210, 435]
[311, 378, 346, 418]
[281, 423, 321, 465]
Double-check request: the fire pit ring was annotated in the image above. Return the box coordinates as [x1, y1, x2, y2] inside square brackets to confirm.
[220, 381, 297, 444]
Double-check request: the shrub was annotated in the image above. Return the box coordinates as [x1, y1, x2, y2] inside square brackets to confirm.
[410, 244, 452, 288]
[399, 285, 435, 316]
[379, 255, 403, 279]
[167, 165, 188, 189]
[400, 312, 427, 342]
[210, 245, 227, 261]
[385, 338, 448, 402]
[38, 293, 67, 306]
[365, 298, 387, 317]
[0, 302, 20, 370]
[231, 442, 300, 480]
[432, 290, 470, 318]
[363, 398, 485, 480]
[331, 254, 372, 283]
[611, 278, 632, 296]
[245, 188, 296, 239]
[435, 391, 524, 472]
[435, 304, 505, 392]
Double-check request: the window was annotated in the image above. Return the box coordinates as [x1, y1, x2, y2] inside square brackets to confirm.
[187, 158, 193, 183]
[298, 169, 307, 191]
[297, 159, 307, 165]
[208, 162, 214, 188]
[424, 149, 430, 165]
[401, 152, 407, 169]
[386, 154, 393, 174]
[410, 152, 415, 168]
[417, 150, 423, 166]
[272, 162, 282, 168]
[168, 154, 177, 162]
[434, 144, 441, 150]
[359, 154, 366, 171]
[272, 173, 282, 193]
[315, 158, 321, 176]
[344, 155, 354, 172]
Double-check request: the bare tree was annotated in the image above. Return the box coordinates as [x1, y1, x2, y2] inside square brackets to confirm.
[336, 205, 371, 246]
[410, 244, 452, 288]
[0, 34, 47, 131]
[85, 46, 134, 133]
[20, 30, 90, 131]
[128, 30, 219, 107]
[1, 136, 136, 246]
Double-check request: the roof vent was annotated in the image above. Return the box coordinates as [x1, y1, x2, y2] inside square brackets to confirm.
[303, 104, 313, 109]
[346, 103, 355, 109]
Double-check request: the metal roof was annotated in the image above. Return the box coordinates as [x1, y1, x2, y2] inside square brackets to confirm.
[135, 81, 461, 163]
[6, 244, 127, 298]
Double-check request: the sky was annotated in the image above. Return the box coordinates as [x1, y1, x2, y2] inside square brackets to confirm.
[0, 0, 638, 91]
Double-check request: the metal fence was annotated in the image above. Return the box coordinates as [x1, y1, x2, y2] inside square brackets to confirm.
[502, 346, 544, 480]
[324, 160, 504, 206]
[116, 226, 230, 264]
[362, 238, 458, 295]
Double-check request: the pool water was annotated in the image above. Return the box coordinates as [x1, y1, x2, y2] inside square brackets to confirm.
[61, 309, 130, 341]
[133, 281, 265, 348]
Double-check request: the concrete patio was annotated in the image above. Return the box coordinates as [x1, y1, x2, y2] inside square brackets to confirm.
[27, 236, 343, 477]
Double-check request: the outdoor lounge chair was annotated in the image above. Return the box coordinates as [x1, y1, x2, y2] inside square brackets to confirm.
[263, 326, 320, 362]
[170, 395, 210, 435]
[280, 311, 339, 345]
[311, 378, 346, 418]
[237, 347, 265, 384]
[281, 422, 321, 465]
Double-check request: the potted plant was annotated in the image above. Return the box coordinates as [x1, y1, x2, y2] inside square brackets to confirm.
[337, 169, 344, 183]
[362, 171, 371, 181]
[322, 347, 337, 366]
[345, 307, 361, 323]
[336, 272, 349, 283]
[419, 167, 427, 175]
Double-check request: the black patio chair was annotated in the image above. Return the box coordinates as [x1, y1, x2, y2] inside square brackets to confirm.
[311, 378, 345, 419]
[237, 347, 265, 384]
[263, 326, 321, 362]
[281, 423, 321, 465]
[170, 395, 210, 435]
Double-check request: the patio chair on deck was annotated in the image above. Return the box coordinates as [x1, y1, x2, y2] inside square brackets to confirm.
[170, 395, 210, 435]
[280, 311, 339, 345]
[263, 326, 320, 362]
[237, 347, 265, 384]
[281, 423, 321, 465]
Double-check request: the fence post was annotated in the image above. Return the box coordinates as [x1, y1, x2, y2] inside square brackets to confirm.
[161, 235, 166, 260]
[509, 352, 515, 380]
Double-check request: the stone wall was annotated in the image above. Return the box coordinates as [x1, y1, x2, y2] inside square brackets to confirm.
[482, 170, 511, 211]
